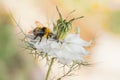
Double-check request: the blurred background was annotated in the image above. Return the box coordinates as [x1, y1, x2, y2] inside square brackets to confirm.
[0, 0, 120, 80]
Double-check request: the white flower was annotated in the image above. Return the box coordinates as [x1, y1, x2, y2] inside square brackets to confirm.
[28, 33, 91, 64]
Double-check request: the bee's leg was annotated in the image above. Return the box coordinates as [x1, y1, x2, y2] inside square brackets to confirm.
[46, 35, 49, 43]
[61, 41, 63, 44]
[60, 40, 64, 44]
[34, 35, 38, 40]
[56, 40, 63, 44]
[39, 37, 42, 43]
[47, 35, 49, 40]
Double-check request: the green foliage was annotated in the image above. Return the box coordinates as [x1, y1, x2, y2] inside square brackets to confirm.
[0, 14, 16, 60]
[109, 10, 120, 34]
[0, 5, 37, 80]
[53, 6, 84, 41]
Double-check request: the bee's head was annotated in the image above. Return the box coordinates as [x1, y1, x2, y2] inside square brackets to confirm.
[49, 33, 58, 40]
[33, 27, 41, 35]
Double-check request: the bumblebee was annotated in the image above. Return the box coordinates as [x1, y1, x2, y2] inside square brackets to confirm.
[33, 21, 57, 42]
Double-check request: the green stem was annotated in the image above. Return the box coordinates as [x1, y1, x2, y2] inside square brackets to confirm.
[45, 58, 54, 80]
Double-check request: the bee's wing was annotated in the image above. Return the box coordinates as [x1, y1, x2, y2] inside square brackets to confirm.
[35, 21, 44, 27]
